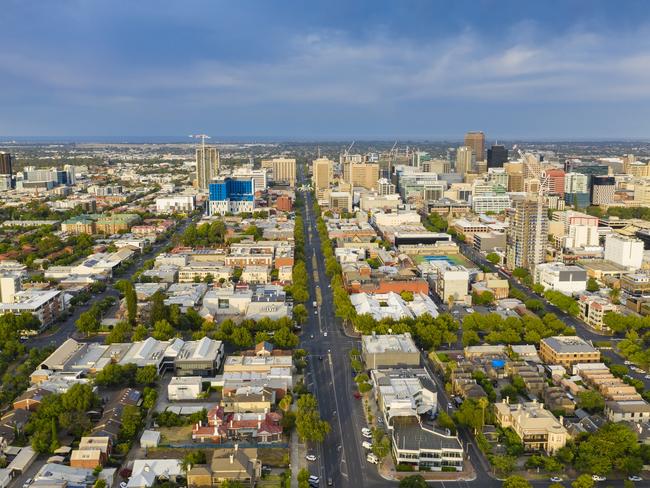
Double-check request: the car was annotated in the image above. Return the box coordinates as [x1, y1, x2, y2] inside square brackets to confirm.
[625, 360, 632, 365]
[592, 475, 606, 482]
[376, 417, 383, 424]
[362, 441, 372, 449]
[361, 427, 372, 435]
[309, 475, 320, 485]
[629, 476, 643, 482]
[327, 478, 333, 486]
[323, 331, 327, 337]
[448, 402, 454, 409]
[314, 310, 318, 315]
[353, 391, 361, 399]
[120, 483, 128, 488]
[362, 431, 372, 439]
[305, 454, 317, 462]
[467, 308, 475, 313]
[452, 310, 460, 314]
[645, 375, 650, 380]
[366, 453, 379, 464]
[23, 479, 33, 488]
[549, 477, 563, 483]
[310, 334, 314, 339]
[318, 355, 323, 360]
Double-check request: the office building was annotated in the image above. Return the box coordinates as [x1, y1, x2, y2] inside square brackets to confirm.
[196, 146, 220, 190]
[464, 131, 485, 162]
[505, 195, 548, 271]
[494, 400, 568, 454]
[604, 234, 644, 269]
[344, 162, 380, 190]
[539, 336, 600, 368]
[0, 152, 12, 177]
[156, 195, 196, 214]
[487, 144, 508, 168]
[545, 168, 565, 196]
[455, 146, 473, 177]
[590, 175, 615, 205]
[534, 262, 587, 294]
[262, 158, 296, 186]
[564, 172, 590, 208]
[312, 157, 333, 191]
[231, 167, 268, 192]
[361, 333, 420, 369]
[208, 178, 255, 216]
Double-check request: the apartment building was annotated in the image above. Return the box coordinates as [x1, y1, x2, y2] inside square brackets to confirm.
[578, 295, 617, 331]
[539, 336, 600, 368]
[262, 158, 296, 186]
[494, 400, 568, 454]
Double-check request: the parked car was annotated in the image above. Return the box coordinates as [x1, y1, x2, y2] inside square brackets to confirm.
[628, 475, 643, 482]
[550, 477, 563, 483]
[305, 454, 317, 462]
[362, 441, 372, 450]
[366, 453, 379, 464]
[592, 475, 606, 482]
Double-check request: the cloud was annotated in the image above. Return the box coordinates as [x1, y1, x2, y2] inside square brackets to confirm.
[3, 22, 650, 110]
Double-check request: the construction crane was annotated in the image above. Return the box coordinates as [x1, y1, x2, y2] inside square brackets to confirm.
[513, 145, 549, 269]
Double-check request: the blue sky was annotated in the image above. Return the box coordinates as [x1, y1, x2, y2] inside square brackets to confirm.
[2, 0, 650, 140]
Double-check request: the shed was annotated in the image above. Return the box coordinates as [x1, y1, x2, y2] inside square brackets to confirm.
[140, 430, 161, 448]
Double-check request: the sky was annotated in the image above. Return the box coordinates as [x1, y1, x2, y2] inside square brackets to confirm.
[3, 0, 650, 140]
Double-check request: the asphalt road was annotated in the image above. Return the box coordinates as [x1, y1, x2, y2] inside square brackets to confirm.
[28, 213, 199, 349]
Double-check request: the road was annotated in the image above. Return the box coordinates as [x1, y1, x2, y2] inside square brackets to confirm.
[29, 213, 199, 349]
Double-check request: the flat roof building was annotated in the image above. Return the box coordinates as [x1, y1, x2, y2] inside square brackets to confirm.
[361, 333, 420, 369]
[540, 336, 600, 368]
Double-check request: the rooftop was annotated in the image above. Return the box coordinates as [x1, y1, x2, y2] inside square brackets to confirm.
[362, 333, 418, 355]
[542, 336, 598, 354]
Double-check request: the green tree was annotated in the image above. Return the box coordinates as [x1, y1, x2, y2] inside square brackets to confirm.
[123, 280, 138, 324]
[105, 321, 131, 344]
[151, 319, 176, 340]
[609, 287, 621, 304]
[571, 474, 594, 488]
[577, 390, 605, 413]
[398, 475, 428, 488]
[75, 310, 100, 336]
[132, 324, 149, 341]
[292, 304, 308, 325]
[119, 405, 142, 442]
[586, 277, 600, 293]
[135, 365, 158, 386]
[273, 326, 299, 349]
[490, 455, 515, 476]
[486, 253, 500, 265]
[149, 290, 168, 326]
[502, 476, 532, 488]
[296, 394, 330, 442]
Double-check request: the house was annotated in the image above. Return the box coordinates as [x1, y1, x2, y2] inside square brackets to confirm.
[494, 399, 568, 454]
[128, 459, 183, 488]
[70, 449, 104, 469]
[187, 447, 261, 488]
[221, 386, 275, 414]
[12, 388, 52, 411]
[192, 406, 283, 444]
[140, 430, 161, 448]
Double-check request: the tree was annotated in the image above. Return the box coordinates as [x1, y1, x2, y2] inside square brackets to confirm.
[486, 253, 500, 265]
[586, 277, 600, 293]
[135, 365, 158, 386]
[502, 476, 532, 488]
[230, 327, 254, 349]
[571, 474, 594, 488]
[399, 475, 427, 488]
[292, 304, 308, 325]
[436, 411, 456, 434]
[490, 455, 515, 476]
[123, 280, 137, 325]
[295, 394, 330, 442]
[149, 290, 168, 326]
[105, 321, 131, 344]
[152, 319, 176, 341]
[577, 390, 605, 413]
[609, 287, 621, 304]
[182, 450, 207, 472]
[119, 405, 142, 442]
[75, 310, 100, 336]
[297, 468, 311, 488]
[132, 324, 148, 341]
[400, 291, 414, 302]
[574, 422, 642, 475]
[273, 326, 299, 349]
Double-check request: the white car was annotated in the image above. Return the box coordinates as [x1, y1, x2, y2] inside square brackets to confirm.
[629, 476, 643, 482]
[625, 360, 632, 365]
[549, 477, 563, 483]
[366, 453, 379, 464]
[120, 483, 128, 488]
[323, 331, 327, 337]
[305, 454, 317, 462]
[362, 441, 372, 450]
[645, 375, 650, 380]
[592, 475, 606, 482]
[362, 431, 372, 439]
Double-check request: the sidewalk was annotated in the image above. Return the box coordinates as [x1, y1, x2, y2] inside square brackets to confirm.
[289, 407, 308, 488]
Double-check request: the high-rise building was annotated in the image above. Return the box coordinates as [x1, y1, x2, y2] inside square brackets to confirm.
[564, 172, 590, 208]
[545, 169, 566, 196]
[604, 234, 643, 269]
[0, 152, 13, 178]
[207, 177, 255, 215]
[590, 176, 615, 205]
[456, 146, 473, 177]
[196, 146, 220, 190]
[262, 158, 296, 187]
[487, 144, 508, 168]
[506, 195, 548, 271]
[464, 131, 485, 162]
[378, 178, 396, 195]
[344, 162, 380, 190]
[312, 157, 333, 191]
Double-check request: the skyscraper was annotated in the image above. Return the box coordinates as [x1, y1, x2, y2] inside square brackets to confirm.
[344, 162, 380, 190]
[487, 144, 508, 168]
[312, 157, 333, 191]
[464, 131, 485, 162]
[456, 146, 473, 177]
[262, 158, 296, 187]
[0, 152, 12, 175]
[196, 146, 220, 190]
[208, 177, 255, 215]
[506, 195, 548, 271]
[590, 176, 615, 205]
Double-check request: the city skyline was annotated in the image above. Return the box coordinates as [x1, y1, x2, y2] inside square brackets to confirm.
[3, 0, 650, 139]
